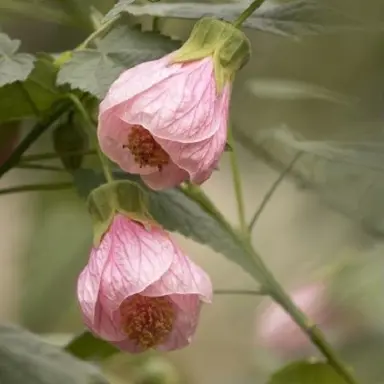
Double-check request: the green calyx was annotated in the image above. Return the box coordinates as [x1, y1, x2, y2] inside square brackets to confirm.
[87, 180, 152, 246]
[172, 17, 251, 93]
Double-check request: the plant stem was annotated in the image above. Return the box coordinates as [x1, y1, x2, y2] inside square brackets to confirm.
[0, 15, 117, 178]
[214, 289, 265, 296]
[228, 126, 247, 233]
[184, 186, 359, 384]
[248, 152, 302, 231]
[18, 82, 40, 117]
[77, 15, 119, 50]
[68, 94, 113, 183]
[0, 101, 71, 179]
[16, 163, 66, 172]
[53, 15, 120, 67]
[245, 243, 358, 384]
[0, 182, 73, 196]
[233, 0, 266, 28]
[20, 149, 97, 163]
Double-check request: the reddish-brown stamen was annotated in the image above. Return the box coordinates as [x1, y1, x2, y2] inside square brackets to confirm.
[123, 125, 169, 171]
[119, 295, 175, 349]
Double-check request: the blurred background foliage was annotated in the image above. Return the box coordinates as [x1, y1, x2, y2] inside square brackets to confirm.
[1, 0, 384, 383]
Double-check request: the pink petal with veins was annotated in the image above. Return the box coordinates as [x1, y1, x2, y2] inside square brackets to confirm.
[77, 214, 212, 351]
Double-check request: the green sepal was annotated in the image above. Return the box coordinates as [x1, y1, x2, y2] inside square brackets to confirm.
[172, 17, 251, 93]
[87, 180, 152, 246]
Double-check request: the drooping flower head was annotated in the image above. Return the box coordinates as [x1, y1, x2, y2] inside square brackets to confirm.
[77, 181, 212, 352]
[98, 18, 250, 190]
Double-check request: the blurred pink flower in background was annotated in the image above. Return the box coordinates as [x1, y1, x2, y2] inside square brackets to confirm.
[77, 214, 212, 353]
[98, 55, 230, 190]
[255, 282, 360, 356]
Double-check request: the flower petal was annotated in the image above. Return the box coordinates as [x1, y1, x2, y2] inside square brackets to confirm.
[157, 294, 202, 351]
[99, 56, 182, 114]
[154, 83, 230, 183]
[93, 301, 127, 342]
[99, 215, 174, 313]
[77, 236, 111, 326]
[98, 109, 158, 175]
[140, 242, 212, 351]
[141, 161, 189, 190]
[141, 242, 212, 303]
[120, 57, 219, 143]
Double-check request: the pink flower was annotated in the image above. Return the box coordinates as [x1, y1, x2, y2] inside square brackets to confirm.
[97, 55, 230, 190]
[255, 283, 337, 355]
[77, 214, 212, 353]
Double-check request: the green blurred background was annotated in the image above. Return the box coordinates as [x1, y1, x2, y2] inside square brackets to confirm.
[2, 0, 384, 383]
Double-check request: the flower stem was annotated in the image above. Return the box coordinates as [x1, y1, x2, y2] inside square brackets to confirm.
[16, 163, 67, 172]
[77, 15, 119, 50]
[233, 0, 266, 28]
[245, 243, 358, 384]
[228, 126, 247, 233]
[18, 82, 41, 117]
[53, 15, 120, 67]
[248, 152, 302, 231]
[0, 16, 118, 179]
[185, 186, 359, 384]
[68, 94, 113, 183]
[0, 182, 73, 196]
[20, 149, 97, 163]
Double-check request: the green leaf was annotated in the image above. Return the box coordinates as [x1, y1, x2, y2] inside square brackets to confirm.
[108, 0, 366, 37]
[268, 361, 348, 384]
[73, 169, 260, 278]
[247, 78, 355, 105]
[330, 250, 384, 334]
[0, 324, 108, 384]
[59, 0, 95, 31]
[57, 25, 181, 98]
[0, 33, 35, 86]
[65, 331, 119, 361]
[0, 55, 61, 122]
[0, 0, 78, 27]
[234, 124, 384, 236]
[245, 0, 364, 37]
[103, 0, 135, 22]
[53, 113, 89, 171]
